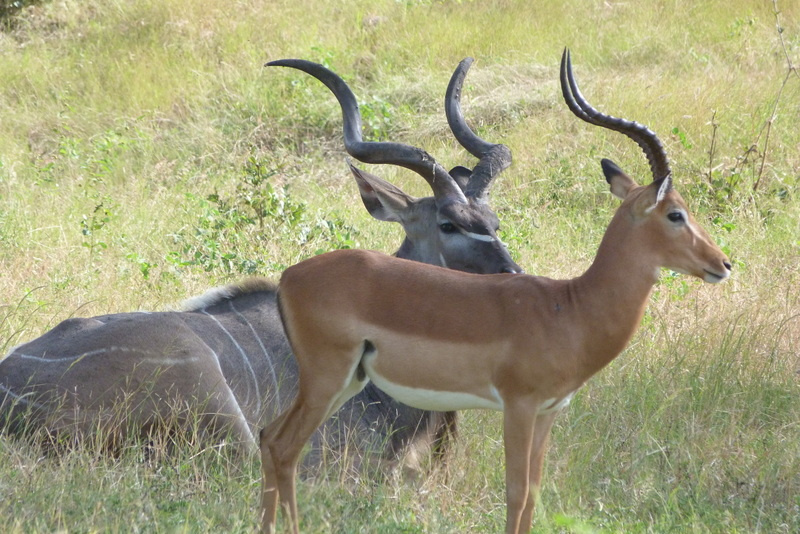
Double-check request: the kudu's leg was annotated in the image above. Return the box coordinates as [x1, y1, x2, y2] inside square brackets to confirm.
[197, 380, 257, 455]
[518, 411, 558, 532]
[502, 399, 537, 534]
[157, 344, 257, 455]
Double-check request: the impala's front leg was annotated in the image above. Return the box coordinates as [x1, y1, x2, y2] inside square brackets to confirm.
[502, 399, 537, 534]
[519, 411, 559, 532]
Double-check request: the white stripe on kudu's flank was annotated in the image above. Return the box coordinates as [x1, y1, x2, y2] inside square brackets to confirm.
[230, 301, 279, 412]
[141, 357, 200, 365]
[11, 346, 161, 364]
[202, 309, 261, 416]
[0, 383, 47, 409]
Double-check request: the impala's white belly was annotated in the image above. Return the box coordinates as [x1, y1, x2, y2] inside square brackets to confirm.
[366, 372, 504, 411]
[359, 329, 506, 411]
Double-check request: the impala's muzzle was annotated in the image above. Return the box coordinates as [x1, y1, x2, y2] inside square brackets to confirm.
[703, 260, 732, 283]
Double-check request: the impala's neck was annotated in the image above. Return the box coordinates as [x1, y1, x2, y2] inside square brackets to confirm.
[566, 211, 661, 378]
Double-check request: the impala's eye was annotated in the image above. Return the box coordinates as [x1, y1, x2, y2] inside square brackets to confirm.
[667, 211, 685, 223]
[439, 222, 457, 234]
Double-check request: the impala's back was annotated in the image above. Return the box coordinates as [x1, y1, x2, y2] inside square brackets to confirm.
[279, 250, 518, 411]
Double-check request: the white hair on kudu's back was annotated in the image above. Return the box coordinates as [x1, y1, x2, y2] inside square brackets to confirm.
[180, 278, 278, 312]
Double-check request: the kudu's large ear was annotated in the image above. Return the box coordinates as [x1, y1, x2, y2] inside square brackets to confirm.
[348, 162, 414, 223]
[601, 158, 638, 200]
[448, 165, 472, 191]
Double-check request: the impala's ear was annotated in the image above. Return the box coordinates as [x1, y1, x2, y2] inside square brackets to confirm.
[348, 161, 414, 223]
[636, 174, 674, 215]
[601, 158, 638, 200]
[653, 174, 673, 204]
[650, 174, 672, 209]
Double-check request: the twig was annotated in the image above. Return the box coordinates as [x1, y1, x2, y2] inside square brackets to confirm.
[773, 0, 800, 81]
[706, 110, 718, 185]
[753, 0, 798, 193]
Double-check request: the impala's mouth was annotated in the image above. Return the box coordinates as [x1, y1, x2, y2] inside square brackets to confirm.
[703, 269, 729, 283]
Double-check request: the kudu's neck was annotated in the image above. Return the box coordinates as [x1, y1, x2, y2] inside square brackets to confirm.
[564, 210, 661, 378]
[394, 238, 442, 267]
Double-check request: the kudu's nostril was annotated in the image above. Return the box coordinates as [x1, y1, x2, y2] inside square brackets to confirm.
[724, 261, 733, 271]
[502, 266, 523, 274]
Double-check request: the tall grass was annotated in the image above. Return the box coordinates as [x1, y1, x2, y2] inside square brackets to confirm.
[1, 0, 799, 532]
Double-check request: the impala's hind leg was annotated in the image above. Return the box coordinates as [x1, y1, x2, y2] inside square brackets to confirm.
[261, 403, 325, 534]
[260, 346, 368, 534]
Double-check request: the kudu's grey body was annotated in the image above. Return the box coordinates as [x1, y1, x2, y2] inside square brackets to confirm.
[0, 281, 283, 453]
[1, 58, 520, 470]
[1, 280, 448, 466]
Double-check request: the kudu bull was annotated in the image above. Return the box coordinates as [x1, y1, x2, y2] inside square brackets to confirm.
[0, 58, 520, 471]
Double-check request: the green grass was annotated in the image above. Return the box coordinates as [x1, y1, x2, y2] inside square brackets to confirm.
[1, 0, 799, 532]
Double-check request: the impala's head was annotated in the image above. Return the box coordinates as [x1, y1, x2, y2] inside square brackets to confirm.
[601, 159, 731, 283]
[268, 58, 522, 275]
[561, 48, 732, 284]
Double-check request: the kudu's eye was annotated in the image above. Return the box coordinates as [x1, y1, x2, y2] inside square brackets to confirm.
[667, 211, 685, 223]
[439, 222, 457, 234]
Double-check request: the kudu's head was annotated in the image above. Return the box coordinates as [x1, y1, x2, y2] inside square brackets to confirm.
[267, 58, 522, 274]
[560, 49, 732, 283]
